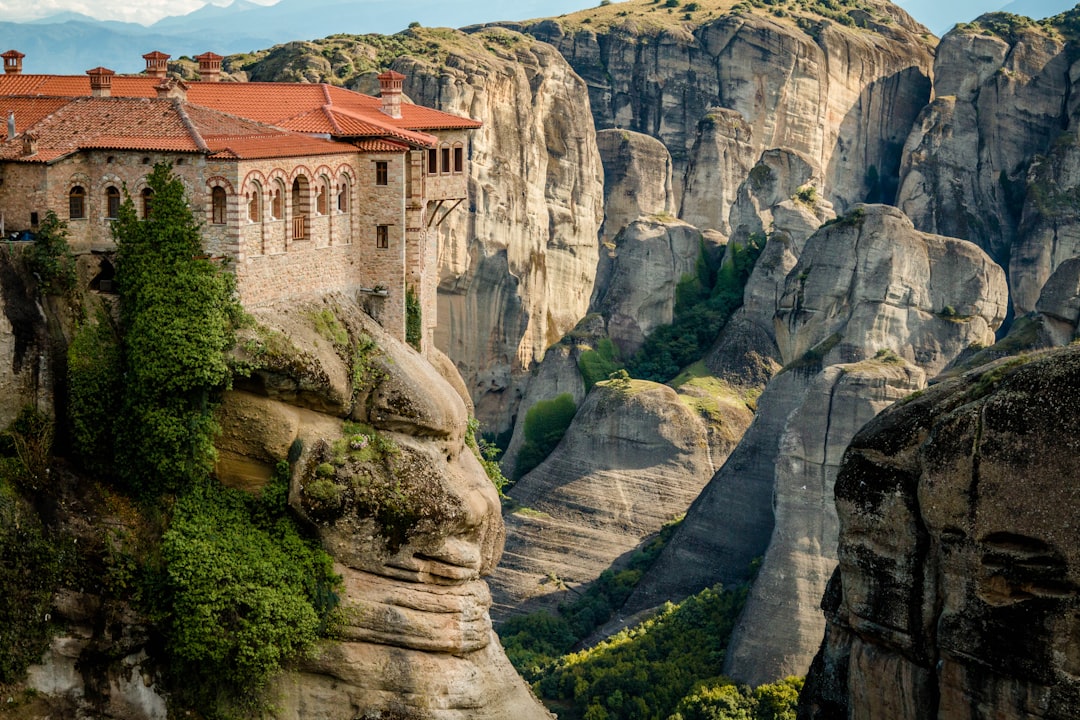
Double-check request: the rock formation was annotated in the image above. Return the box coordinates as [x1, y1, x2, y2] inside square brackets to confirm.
[626, 205, 1008, 683]
[596, 128, 677, 244]
[525, 0, 933, 220]
[14, 288, 552, 719]
[0, 249, 51, 429]
[397, 28, 605, 433]
[799, 346, 1080, 720]
[490, 375, 752, 620]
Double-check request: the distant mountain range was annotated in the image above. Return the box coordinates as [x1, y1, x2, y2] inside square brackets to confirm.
[3, 0, 1079, 75]
[0, 0, 597, 75]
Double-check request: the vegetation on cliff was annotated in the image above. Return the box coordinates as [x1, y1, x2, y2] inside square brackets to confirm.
[0, 164, 344, 717]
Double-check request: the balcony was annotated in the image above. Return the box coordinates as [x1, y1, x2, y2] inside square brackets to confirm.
[292, 215, 307, 241]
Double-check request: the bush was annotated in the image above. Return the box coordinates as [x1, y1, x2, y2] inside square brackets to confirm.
[405, 285, 422, 350]
[578, 338, 623, 391]
[162, 471, 339, 714]
[514, 393, 577, 479]
[67, 310, 122, 474]
[26, 210, 76, 296]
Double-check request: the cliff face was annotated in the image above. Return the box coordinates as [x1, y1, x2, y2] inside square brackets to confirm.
[799, 346, 1080, 720]
[398, 29, 604, 432]
[526, 0, 934, 227]
[897, 13, 1080, 311]
[490, 376, 752, 620]
[626, 205, 1007, 683]
[7, 284, 551, 718]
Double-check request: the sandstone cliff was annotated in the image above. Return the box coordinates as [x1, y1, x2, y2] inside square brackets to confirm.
[799, 346, 1080, 719]
[626, 205, 1007, 683]
[522, 0, 934, 227]
[897, 11, 1080, 313]
[490, 375, 752, 621]
[4, 277, 551, 718]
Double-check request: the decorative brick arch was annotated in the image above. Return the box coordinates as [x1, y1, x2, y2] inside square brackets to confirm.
[288, 165, 313, 184]
[96, 173, 123, 193]
[67, 172, 92, 192]
[240, 170, 268, 197]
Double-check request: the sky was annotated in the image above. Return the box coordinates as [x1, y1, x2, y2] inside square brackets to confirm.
[0, 0, 1046, 31]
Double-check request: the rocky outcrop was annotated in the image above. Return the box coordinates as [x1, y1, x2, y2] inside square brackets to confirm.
[800, 347, 1080, 720]
[0, 248, 52, 428]
[897, 13, 1080, 310]
[220, 296, 552, 719]
[596, 128, 677, 243]
[526, 0, 934, 219]
[627, 205, 1008, 681]
[775, 205, 1007, 376]
[20, 294, 552, 720]
[393, 28, 604, 433]
[490, 376, 752, 620]
[592, 218, 713, 355]
[680, 109, 757, 235]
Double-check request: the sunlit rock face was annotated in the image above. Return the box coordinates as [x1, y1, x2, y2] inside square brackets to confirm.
[219, 295, 552, 719]
[800, 346, 1080, 720]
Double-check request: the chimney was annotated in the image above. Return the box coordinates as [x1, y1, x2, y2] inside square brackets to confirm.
[377, 69, 405, 119]
[7, 111, 14, 140]
[2, 50, 24, 75]
[194, 52, 223, 82]
[22, 132, 37, 157]
[87, 66, 115, 97]
[155, 77, 188, 101]
[143, 50, 170, 78]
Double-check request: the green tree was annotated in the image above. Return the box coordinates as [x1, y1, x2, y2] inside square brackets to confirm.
[514, 393, 577, 478]
[26, 209, 76, 295]
[111, 163, 241, 494]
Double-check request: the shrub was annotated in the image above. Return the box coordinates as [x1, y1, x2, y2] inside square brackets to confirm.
[514, 393, 577, 479]
[26, 210, 76, 296]
[405, 285, 422, 350]
[67, 309, 122, 474]
[162, 472, 339, 713]
[578, 338, 623, 391]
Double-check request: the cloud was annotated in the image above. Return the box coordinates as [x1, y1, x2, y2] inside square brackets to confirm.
[0, 0, 277, 25]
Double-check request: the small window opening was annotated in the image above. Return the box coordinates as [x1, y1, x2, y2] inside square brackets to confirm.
[376, 225, 389, 249]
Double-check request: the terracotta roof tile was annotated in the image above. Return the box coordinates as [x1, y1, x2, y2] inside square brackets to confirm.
[352, 139, 410, 153]
[205, 134, 355, 160]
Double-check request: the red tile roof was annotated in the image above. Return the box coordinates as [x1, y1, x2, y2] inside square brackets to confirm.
[353, 139, 410, 153]
[0, 75, 482, 136]
[0, 96, 352, 162]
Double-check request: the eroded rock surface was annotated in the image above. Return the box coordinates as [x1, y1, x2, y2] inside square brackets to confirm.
[800, 347, 1080, 720]
[217, 296, 552, 719]
[491, 377, 752, 621]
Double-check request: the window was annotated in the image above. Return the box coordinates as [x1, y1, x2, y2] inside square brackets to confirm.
[337, 181, 349, 213]
[441, 146, 451, 175]
[453, 145, 463, 174]
[376, 225, 389, 249]
[69, 186, 86, 219]
[30, 212, 38, 227]
[105, 186, 120, 219]
[316, 181, 328, 216]
[375, 161, 388, 186]
[211, 186, 227, 224]
[141, 188, 153, 219]
[271, 186, 283, 220]
[247, 187, 261, 223]
[428, 148, 437, 174]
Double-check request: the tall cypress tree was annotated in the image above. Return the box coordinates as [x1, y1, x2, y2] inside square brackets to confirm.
[111, 163, 241, 494]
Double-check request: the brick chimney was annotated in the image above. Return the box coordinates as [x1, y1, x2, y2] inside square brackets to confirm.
[87, 67, 115, 97]
[155, 77, 188, 101]
[377, 69, 405, 119]
[22, 132, 37, 157]
[2, 50, 24, 75]
[143, 50, 170, 78]
[194, 52, 223, 82]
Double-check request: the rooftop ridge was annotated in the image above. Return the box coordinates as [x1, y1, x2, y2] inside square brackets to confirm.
[172, 99, 211, 153]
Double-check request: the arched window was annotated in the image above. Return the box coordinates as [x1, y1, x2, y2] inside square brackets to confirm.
[337, 178, 350, 213]
[105, 186, 120, 219]
[271, 182, 284, 220]
[141, 188, 153, 219]
[69, 186, 86, 219]
[315, 178, 329, 216]
[441, 145, 451, 175]
[453, 144, 464, 174]
[247, 183, 261, 223]
[428, 148, 437, 174]
[211, 186, 227, 224]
